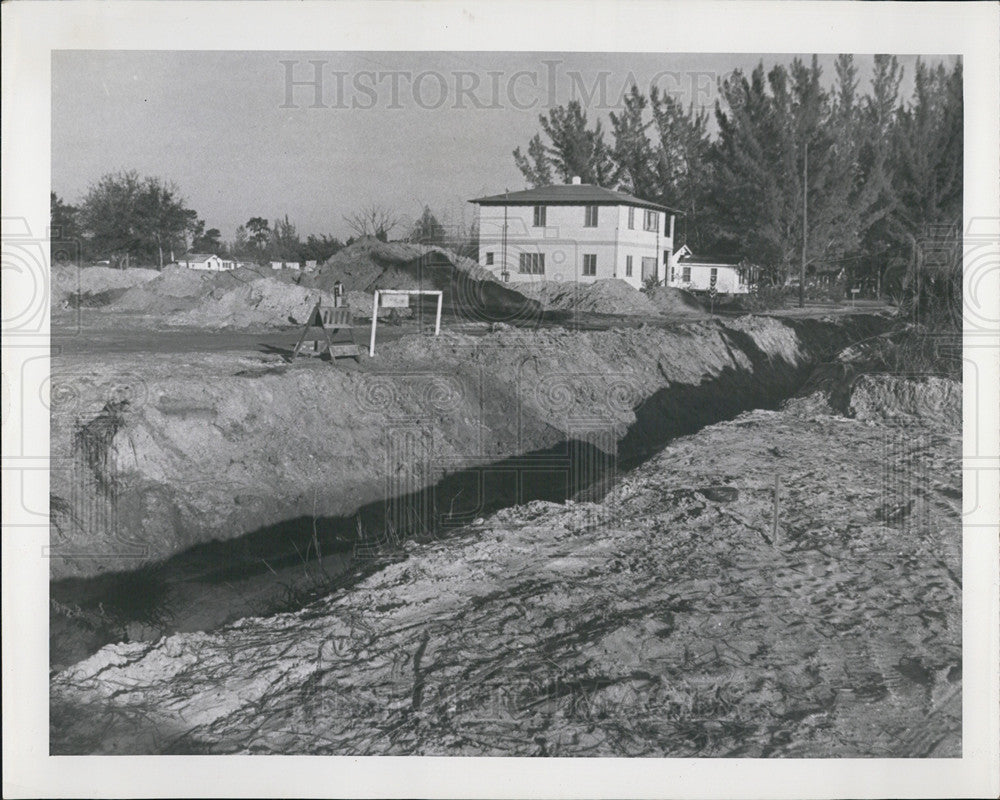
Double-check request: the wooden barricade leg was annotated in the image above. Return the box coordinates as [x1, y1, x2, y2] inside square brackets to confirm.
[290, 300, 333, 361]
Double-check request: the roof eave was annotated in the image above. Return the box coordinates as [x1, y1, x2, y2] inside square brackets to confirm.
[470, 197, 684, 215]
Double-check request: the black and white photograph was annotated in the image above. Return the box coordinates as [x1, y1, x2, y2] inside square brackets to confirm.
[2, 2, 998, 798]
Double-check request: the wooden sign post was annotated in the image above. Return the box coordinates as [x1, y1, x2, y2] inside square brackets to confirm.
[369, 290, 443, 357]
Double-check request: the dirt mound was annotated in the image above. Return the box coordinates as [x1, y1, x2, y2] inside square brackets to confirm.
[110, 267, 260, 314]
[848, 375, 961, 425]
[644, 285, 706, 315]
[315, 238, 488, 293]
[514, 279, 661, 316]
[315, 238, 539, 324]
[782, 323, 957, 419]
[52, 265, 159, 308]
[344, 290, 412, 319]
[170, 279, 338, 328]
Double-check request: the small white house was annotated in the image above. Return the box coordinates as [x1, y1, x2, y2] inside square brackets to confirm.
[471, 178, 681, 290]
[271, 260, 298, 271]
[669, 245, 758, 294]
[178, 253, 235, 271]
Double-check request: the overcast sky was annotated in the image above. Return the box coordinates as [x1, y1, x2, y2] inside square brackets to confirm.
[52, 51, 955, 241]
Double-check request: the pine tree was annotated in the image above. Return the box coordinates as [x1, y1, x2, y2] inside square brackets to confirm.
[410, 205, 447, 245]
[512, 134, 553, 188]
[711, 64, 793, 279]
[855, 55, 904, 292]
[513, 100, 619, 186]
[890, 58, 963, 319]
[650, 87, 712, 249]
[892, 59, 963, 239]
[610, 85, 657, 201]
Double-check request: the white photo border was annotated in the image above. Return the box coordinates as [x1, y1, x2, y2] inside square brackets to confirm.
[2, 1, 998, 798]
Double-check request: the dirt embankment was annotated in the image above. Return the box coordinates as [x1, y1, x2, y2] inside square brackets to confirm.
[514, 279, 706, 318]
[49, 314, 890, 582]
[309, 239, 539, 324]
[514, 279, 661, 315]
[50, 386, 961, 756]
[51, 265, 160, 308]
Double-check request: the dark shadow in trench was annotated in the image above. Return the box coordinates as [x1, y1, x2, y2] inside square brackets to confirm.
[50, 314, 888, 665]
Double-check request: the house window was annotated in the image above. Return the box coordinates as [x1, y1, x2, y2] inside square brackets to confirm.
[518, 252, 545, 274]
[682, 266, 691, 282]
[625, 255, 633, 277]
[663, 251, 669, 265]
[485, 252, 494, 265]
[533, 206, 546, 227]
[627, 207, 635, 229]
[582, 254, 597, 276]
[670, 267, 675, 282]
[584, 205, 599, 227]
[643, 209, 659, 232]
[710, 267, 718, 288]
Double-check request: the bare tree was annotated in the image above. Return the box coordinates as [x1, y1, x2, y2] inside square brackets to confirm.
[343, 204, 401, 241]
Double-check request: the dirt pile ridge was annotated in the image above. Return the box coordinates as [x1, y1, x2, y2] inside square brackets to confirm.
[313, 238, 493, 294]
[109, 266, 260, 315]
[48, 314, 890, 581]
[171, 279, 337, 328]
[644, 285, 707, 315]
[52, 265, 160, 308]
[312, 238, 538, 323]
[514, 278, 662, 316]
[343, 290, 412, 319]
[50, 399, 961, 756]
[848, 374, 961, 425]
[782, 325, 962, 422]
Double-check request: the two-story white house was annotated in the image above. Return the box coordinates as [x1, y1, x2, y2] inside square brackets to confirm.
[471, 178, 681, 289]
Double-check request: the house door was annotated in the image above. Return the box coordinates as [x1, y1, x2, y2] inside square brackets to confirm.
[641, 256, 657, 282]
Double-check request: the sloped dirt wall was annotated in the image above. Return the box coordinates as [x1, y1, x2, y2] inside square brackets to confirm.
[49, 314, 890, 582]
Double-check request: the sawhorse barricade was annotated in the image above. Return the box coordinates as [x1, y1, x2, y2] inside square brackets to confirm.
[290, 300, 362, 362]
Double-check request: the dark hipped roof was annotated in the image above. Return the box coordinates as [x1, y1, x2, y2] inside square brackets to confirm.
[470, 183, 683, 214]
[677, 253, 751, 267]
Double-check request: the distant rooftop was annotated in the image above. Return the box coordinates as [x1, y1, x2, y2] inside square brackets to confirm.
[179, 253, 220, 261]
[677, 252, 751, 266]
[470, 183, 682, 214]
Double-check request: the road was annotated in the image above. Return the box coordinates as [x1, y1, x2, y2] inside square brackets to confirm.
[51, 301, 891, 357]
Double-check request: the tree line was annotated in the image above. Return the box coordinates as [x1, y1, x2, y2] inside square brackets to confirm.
[513, 55, 962, 301]
[52, 175, 478, 269]
[51, 174, 352, 268]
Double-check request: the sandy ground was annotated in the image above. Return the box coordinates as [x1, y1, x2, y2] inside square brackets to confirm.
[50, 395, 961, 757]
[48, 269, 937, 758]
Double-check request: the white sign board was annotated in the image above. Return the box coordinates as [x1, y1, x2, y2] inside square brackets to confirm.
[379, 294, 410, 308]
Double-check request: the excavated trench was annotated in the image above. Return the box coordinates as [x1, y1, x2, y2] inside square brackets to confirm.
[49, 314, 891, 669]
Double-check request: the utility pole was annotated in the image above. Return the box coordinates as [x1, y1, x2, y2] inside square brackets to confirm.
[502, 189, 508, 282]
[799, 140, 808, 308]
